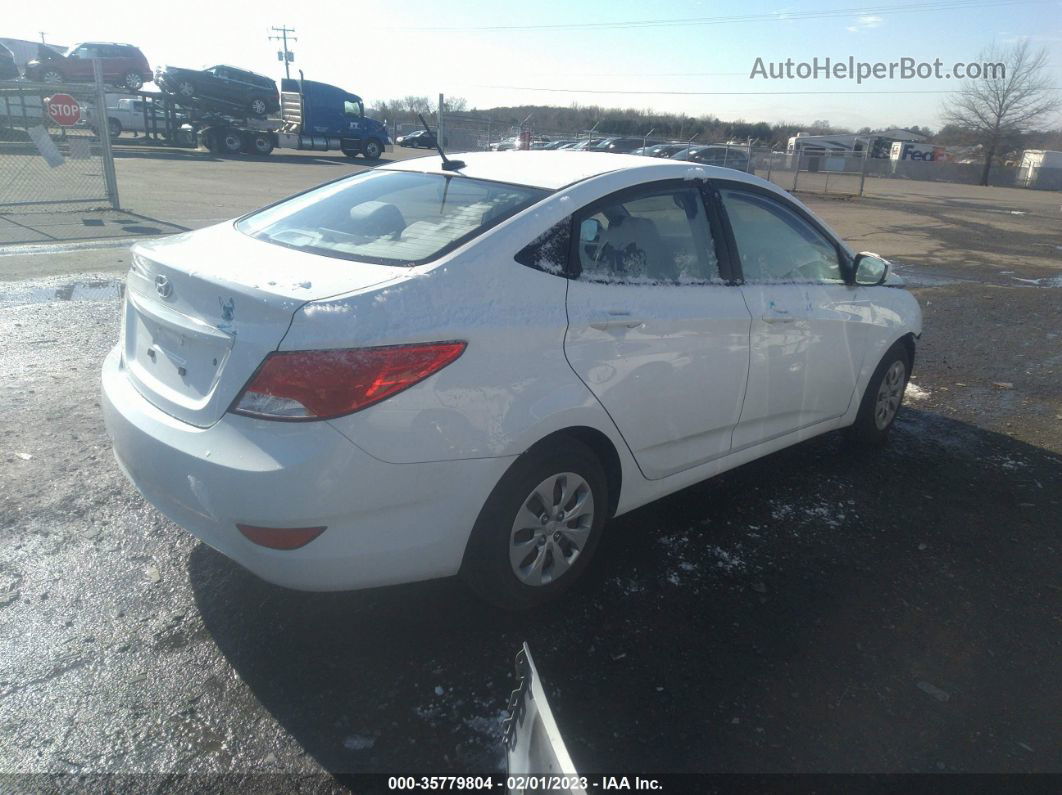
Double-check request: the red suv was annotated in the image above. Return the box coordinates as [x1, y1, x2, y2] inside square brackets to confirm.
[26, 42, 152, 91]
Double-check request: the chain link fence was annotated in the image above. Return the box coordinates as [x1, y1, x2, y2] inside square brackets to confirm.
[0, 70, 119, 212]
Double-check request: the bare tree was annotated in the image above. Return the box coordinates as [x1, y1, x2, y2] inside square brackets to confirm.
[942, 40, 1060, 185]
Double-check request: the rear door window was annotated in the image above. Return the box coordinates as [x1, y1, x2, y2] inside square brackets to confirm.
[574, 184, 722, 284]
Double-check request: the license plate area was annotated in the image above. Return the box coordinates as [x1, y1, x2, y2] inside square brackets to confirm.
[124, 292, 233, 409]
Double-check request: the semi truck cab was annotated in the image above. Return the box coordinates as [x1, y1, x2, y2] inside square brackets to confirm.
[278, 77, 390, 159]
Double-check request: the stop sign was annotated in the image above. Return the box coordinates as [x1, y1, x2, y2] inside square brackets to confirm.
[46, 94, 81, 127]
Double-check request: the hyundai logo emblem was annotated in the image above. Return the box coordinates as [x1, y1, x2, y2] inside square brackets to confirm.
[155, 275, 172, 298]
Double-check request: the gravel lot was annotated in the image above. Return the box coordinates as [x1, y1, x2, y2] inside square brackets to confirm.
[1, 153, 1059, 780]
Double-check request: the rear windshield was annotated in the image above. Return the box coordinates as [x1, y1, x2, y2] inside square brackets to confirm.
[237, 170, 549, 266]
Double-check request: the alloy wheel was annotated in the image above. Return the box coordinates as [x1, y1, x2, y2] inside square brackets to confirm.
[509, 472, 594, 587]
[875, 360, 906, 430]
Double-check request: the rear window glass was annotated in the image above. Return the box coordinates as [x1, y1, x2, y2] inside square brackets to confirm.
[237, 170, 549, 266]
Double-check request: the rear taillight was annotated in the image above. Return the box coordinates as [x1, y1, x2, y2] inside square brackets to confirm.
[237, 524, 326, 550]
[231, 341, 466, 421]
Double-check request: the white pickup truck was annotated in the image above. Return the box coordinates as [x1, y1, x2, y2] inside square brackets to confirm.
[86, 95, 177, 138]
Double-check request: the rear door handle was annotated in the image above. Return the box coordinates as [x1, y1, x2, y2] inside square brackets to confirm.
[589, 310, 645, 331]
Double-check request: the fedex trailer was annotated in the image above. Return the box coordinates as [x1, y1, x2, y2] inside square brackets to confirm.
[890, 141, 953, 162]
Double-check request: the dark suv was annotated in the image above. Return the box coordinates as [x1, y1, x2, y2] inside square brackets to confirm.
[156, 64, 279, 117]
[25, 42, 151, 90]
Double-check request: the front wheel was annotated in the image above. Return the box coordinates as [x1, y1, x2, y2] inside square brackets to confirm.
[247, 97, 268, 117]
[846, 342, 911, 444]
[461, 439, 608, 610]
[362, 138, 383, 159]
[107, 118, 122, 139]
[41, 69, 64, 84]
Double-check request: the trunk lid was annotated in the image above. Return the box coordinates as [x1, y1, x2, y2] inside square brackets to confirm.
[122, 223, 399, 427]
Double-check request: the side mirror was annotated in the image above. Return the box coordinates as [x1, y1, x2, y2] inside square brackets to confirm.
[852, 252, 889, 286]
[579, 218, 602, 243]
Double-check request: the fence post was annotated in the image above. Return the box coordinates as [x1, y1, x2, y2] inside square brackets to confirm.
[766, 151, 773, 183]
[792, 149, 800, 192]
[858, 150, 868, 197]
[93, 60, 120, 210]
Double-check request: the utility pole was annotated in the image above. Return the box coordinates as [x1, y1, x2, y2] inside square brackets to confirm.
[39, 32, 47, 44]
[269, 26, 297, 79]
[437, 93, 445, 149]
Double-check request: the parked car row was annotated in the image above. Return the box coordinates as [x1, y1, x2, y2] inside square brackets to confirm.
[485, 134, 753, 171]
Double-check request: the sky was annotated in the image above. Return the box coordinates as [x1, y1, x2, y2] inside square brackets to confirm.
[6, 0, 1061, 131]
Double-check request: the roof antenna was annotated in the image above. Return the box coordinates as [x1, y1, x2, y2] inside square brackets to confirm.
[418, 113, 464, 171]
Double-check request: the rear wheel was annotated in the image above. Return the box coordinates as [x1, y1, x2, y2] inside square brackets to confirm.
[462, 438, 608, 610]
[247, 97, 268, 117]
[243, 131, 274, 155]
[846, 342, 911, 444]
[176, 80, 196, 99]
[107, 118, 122, 139]
[41, 69, 63, 84]
[119, 71, 143, 91]
[362, 138, 383, 159]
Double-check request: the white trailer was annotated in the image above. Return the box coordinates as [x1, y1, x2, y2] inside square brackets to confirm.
[1020, 150, 1062, 169]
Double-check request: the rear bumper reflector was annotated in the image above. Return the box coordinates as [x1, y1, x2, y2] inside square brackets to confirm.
[237, 524, 327, 550]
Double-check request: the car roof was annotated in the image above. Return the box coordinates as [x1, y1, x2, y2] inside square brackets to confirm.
[208, 64, 272, 79]
[380, 151, 768, 191]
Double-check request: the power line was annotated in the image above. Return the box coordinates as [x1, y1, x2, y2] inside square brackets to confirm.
[399, 0, 1043, 32]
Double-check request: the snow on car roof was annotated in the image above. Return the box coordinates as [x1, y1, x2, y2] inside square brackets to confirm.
[380, 151, 765, 191]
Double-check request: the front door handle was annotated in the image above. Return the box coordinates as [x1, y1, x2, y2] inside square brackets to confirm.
[590, 310, 645, 331]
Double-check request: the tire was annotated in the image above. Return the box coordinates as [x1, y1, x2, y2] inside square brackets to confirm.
[219, 128, 243, 155]
[176, 80, 196, 99]
[107, 118, 122, 139]
[846, 341, 911, 445]
[340, 142, 360, 159]
[461, 438, 608, 610]
[247, 97, 268, 117]
[41, 69, 64, 84]
[362, 138, 383, 159]
[119, 71, 143, 91]
[243, 131, 274, 155]
[201, 129, 221, 154]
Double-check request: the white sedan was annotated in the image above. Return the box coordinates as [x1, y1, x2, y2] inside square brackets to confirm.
[102, 151, 921, 608]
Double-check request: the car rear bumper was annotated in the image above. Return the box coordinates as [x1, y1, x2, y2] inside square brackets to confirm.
[101, 346, 512, 591]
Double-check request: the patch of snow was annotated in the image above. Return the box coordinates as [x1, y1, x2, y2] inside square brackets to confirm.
[905, 382, 930, 401]
[711, 546, 747, 573]
[343, 734, 376, 751]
